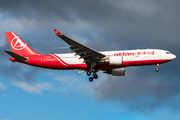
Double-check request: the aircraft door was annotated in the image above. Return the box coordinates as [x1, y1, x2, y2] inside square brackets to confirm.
[156, 51, 161, 58]
[41, 55, 45, 62]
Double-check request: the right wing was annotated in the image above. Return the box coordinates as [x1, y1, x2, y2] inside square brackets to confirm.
[54, 29, 106, 65]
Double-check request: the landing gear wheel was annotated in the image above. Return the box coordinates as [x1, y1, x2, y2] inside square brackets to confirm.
[92, 68, 96, 73]
[93, 74, 98, 79]
[87, 71, 91, 76]
[156, 63, 159, 72]
[89, 77, 93, 82]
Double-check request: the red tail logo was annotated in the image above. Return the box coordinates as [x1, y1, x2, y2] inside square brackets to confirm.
[11, 33, 27, 50]
[5, 32, 39, 56]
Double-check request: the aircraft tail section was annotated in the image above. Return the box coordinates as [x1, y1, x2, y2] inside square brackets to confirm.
[5, 32, 39, 56]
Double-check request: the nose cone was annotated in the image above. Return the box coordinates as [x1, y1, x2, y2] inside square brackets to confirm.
[172, 54, 176, 60]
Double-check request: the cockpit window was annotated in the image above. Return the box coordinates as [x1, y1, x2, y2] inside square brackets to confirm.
[166, 51, 171, 54]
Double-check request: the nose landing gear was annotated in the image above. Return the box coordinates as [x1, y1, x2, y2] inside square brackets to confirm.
[155, 63, 159, 72]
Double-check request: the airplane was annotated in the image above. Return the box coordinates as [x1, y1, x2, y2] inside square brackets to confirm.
[4, 29, 176, 82]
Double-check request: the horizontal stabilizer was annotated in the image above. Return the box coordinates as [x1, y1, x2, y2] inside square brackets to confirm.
[4, 50, 28, 62]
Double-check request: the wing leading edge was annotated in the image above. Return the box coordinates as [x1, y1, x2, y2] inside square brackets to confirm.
[54, 29, 105, 65]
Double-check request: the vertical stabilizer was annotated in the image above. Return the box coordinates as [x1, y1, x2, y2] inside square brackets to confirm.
[5, 32, 39, 56]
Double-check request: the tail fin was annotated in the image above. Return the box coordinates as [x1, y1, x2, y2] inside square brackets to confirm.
[5, 32, 39, 56]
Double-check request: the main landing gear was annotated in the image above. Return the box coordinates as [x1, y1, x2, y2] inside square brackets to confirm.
[155, 63, 159, 72]
[87, 68, 98, 82]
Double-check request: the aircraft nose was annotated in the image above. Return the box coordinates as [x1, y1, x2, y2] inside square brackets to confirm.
[172, 54, 176, 60]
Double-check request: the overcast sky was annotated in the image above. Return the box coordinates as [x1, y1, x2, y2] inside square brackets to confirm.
[0, 0, 180, 120]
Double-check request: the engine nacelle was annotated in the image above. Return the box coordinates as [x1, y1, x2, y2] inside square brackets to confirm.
[109, 56, 123, 65]
[99, 56, 123, 65]
[104, 68, 125, 76]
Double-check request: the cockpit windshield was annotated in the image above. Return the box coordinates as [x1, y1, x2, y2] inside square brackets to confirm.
[166, 51, 171, 54]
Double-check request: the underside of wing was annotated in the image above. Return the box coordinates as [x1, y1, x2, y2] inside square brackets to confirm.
[54, 29, 106, 65]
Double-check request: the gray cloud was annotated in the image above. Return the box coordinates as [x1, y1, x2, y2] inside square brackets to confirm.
[0, 0, 180, 112]
[93, 67, 180, 112]
[1, 0, 180, 50]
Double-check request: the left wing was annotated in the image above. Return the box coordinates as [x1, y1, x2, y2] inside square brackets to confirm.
[54, 29, 106, 65]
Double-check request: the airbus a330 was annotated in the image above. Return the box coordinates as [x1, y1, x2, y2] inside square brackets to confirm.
[4, 29, 176, 82]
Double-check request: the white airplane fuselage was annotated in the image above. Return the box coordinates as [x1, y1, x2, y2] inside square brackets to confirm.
[5, 31, 176, 81]
[47, 49, 175, 70]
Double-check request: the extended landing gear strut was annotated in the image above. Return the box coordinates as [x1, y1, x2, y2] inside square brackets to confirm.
[87, 68, 98, 82]
[155, 63, 159, 72]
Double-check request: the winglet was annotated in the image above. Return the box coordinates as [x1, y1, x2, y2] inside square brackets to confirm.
[54, 29, 63, 35]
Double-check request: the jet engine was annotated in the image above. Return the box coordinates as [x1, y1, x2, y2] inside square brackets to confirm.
[104, 68, 125, 76]
[99, 56, 123, 65]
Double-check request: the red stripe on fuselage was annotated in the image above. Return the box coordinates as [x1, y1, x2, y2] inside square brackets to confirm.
[94, 59, 171, 70]
[19, 54, 72, 69]
[51, 54, 69, 66]
[10, 54, 171, 70]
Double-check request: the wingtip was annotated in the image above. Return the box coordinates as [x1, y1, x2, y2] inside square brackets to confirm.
[54, 29, 63, 35]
